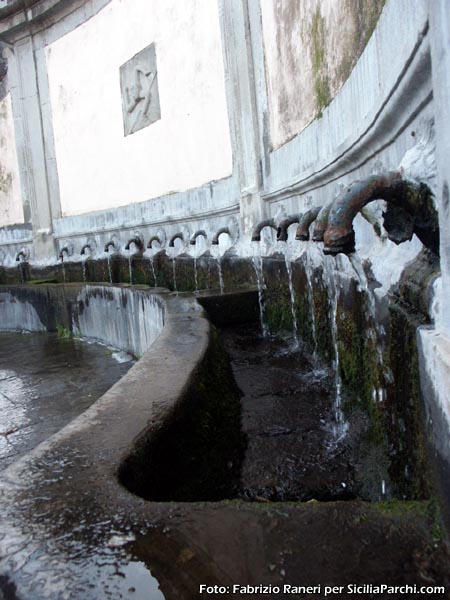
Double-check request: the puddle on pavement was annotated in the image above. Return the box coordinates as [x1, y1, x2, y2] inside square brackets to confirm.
[0, 331, 133, 470]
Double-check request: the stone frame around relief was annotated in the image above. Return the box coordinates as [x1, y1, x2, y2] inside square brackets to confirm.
[119, 42, 161, 136]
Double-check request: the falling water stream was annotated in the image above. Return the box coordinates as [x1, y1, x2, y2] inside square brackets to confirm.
[323, 255, 347, 440]
[107, 255, 113, 284]
[193, 256, 199, 293]
[128, 256, 133, 286]
[149, 254, 158, 287]
[304, 248, 319, 365]
[61, 260, 66, 284]
[251, 252, 268, 337]
[172, 258, 177, 291]
[211, 247, 225, 294]
[82, 258, 87, 283]
[281, 243, 299, 348]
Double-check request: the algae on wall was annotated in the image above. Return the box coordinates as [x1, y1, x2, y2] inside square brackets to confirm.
[261, 0, 386, 148]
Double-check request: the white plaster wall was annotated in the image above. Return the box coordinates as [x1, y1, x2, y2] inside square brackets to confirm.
[45, 0, 232, 217]
[261, 0, 385, 150]
[0, 93, 24, 226]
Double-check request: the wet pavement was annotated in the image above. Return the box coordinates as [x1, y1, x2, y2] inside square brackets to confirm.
[0, 332, 133, 470]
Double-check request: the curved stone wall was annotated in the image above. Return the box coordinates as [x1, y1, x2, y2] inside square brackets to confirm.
[0, 284, 165, 357]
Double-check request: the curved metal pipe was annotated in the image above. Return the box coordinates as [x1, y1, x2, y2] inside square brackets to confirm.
[296, 206, 322, 241]
[211, 227, 230, 245]
[251, 219, 276, 242]
[58, 246, 70, 260]
[323, 171, 438, 255]
[80, 243, 92, 255]
[104, 240, 118, 253]
[190, 230, 207, 245]
[15, 250, 27, 262]
[124, 237, 144, 252]
[147, 235, 163, 249]
[277, 215, 301, 241]
[312, 203, 333, 242]
[169, 232, 184, 248]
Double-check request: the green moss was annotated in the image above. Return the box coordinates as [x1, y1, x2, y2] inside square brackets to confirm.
[375, 499, 443, 538]
[387, 302, 431, 500]
[311, 8, 331, 115]
[26, 278, 59, 285]
[119, 326, 246, 501]
[56, 325, 72, 339]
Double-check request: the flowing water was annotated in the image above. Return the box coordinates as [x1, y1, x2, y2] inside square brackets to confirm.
[82, 258, 87, 283]
[322, 256, 347, 441]
[281, 244, 299, 348]
[149, 255, 158, 287]
[107, 255, 113, 284]
[193, 256, 198, 292]
[172, 258, 177, 291]
[304, 248, 319, 365]
[0, 332, 133, 471]
[128, 256, 133, 285]
[217, 256, 224, 294]
[251, 254, 268, 337]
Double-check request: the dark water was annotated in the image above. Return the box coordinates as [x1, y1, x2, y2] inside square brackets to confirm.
[0, 332, 133, 470]
[222, 325, 356, 502]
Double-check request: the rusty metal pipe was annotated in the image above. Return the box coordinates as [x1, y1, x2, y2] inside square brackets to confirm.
[276, 215, 301, 241]
[147, 235, 162, 249]
[312, 203, 333, 242]
[125, 237, 144, 252]
[296, 207, 322, 241]
[15, 250, 27, 262]
[169, 233, 184, 247]
[211, 227, 230, 245]
[190, 230, 207, 245]
[58, 246, 70, 260]
[323, 171, 438, 255]
[251, 219, 276, 242]
[104, 240, 118, 253]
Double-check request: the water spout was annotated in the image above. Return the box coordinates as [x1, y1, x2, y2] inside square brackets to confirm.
[190, 230, 208, 245]
[211, 227, 231, 245]
[124, 237, 144, 253]
[277, 215, 301, 242]
[251, 219, 276, 242]
[147, 235, 163, 250]
[80, 243, 93, 256]
[104, 239, 119, 253]
[168, 232, 185, 248]
[312, 203, 333, 242]
[58, 246, 70, 260]
[323, 171, 439, 255]
[15, 250, 27, 262]
[296, 207, 322, 241]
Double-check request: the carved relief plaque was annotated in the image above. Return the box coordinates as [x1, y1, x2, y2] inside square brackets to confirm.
[120, 43, 160, 136]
